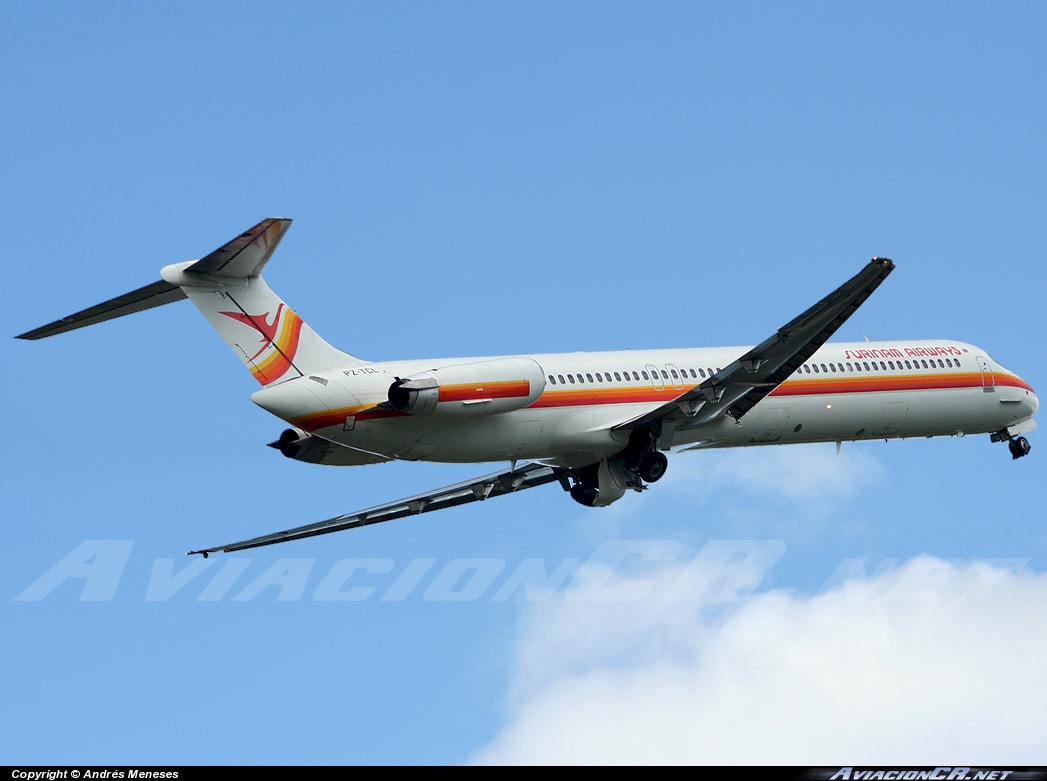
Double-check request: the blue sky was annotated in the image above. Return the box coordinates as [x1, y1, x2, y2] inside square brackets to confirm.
[3, 2, 1046, 764]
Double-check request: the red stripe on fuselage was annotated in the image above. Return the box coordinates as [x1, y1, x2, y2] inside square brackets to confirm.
[290, 405, 406, 431]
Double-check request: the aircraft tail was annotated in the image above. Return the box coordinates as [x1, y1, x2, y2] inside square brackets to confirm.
[17, 218, 360, 386]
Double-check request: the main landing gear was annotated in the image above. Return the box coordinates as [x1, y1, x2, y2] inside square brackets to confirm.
[991, 429, 1032, 460]
[638, 451, 668, 482]
[570, 483, 599, 507]
[565, 447, 669, 507]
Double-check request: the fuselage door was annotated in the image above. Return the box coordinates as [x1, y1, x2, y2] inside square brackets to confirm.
[665, 363, 685, 390]
[881, 401, 909, 435]
[646, 364, 665, 391]
[753, 407, 790, 442]
[976, 356, 995, 391]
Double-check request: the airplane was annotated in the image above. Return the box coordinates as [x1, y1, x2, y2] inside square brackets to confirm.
[17, 218, 1038, 556]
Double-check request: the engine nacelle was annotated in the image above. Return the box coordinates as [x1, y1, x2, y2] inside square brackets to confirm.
[388, 357, 546, 417]
[269, 428, 388, 466]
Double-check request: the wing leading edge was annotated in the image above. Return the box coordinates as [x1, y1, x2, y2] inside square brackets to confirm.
[614, 257, 896, 433]
[187, 462, 565, 556]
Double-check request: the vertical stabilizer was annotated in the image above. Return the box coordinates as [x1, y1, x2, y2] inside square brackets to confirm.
[16, 218, 361, 385]
[162, 219, 360, 385]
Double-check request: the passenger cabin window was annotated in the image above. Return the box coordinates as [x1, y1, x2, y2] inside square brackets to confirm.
[558, 374, 565, 384]
[614, 372, 621, 381]
[548, 375, 556, 385]
[586, 373, 594, 382]
[568, 374, 575, 384]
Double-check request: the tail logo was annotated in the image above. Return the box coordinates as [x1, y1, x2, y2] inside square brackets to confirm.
[219, 304, 304, 385]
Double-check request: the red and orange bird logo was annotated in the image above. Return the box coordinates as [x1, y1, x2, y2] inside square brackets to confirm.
[219, 304, 304, 384]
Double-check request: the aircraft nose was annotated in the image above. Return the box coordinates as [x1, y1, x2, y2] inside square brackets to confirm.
[1015, 376, 1039, 419]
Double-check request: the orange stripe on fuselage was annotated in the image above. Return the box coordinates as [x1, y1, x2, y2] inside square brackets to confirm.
[999, 374, 1036, 393]
[529, 385, 675, 408]
[768, 372, 1034, 396]
[284, 371, 1033, 431]
[438, 380, 530, 403]
[290, 404, 406, 431]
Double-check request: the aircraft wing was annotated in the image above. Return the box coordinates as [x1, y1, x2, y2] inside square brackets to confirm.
[16, 280, 187, 340]
[614, 257, 896, 434]
[187, 462, 565, 556]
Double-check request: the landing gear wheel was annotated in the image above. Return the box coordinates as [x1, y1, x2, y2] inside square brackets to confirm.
[1009, 436, 1032, 460]
[638, 451, 668, 483]
[570, 484, 599, 507]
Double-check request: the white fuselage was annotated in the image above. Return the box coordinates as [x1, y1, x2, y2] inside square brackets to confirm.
[251, 339, 1038, 468]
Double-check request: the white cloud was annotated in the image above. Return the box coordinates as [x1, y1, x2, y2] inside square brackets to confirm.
[574, 443, 885, 542]
[471, 556, 1047, 765]
[662, 442, 886, 510]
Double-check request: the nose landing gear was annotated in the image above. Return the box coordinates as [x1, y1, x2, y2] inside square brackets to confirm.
[1009, 436, 1032, 460]
[992, 429, 1032, 460]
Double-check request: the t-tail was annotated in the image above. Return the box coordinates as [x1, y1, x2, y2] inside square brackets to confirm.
[16, 218, 360, 385]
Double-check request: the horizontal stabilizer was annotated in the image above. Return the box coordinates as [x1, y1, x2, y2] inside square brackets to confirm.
[15, 218, 292, 342]
[186, 218, 291, 278]
[16, 280, 187, 340]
